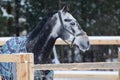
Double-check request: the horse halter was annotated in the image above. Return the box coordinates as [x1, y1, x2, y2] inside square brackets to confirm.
[58, 11, 82, 48]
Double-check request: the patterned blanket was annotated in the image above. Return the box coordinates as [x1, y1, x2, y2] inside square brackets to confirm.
[0, 36, 53, 80]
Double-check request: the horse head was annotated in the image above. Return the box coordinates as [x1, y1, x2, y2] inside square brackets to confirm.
[50, 6, 90, 52]
[27, 6, 90, 64]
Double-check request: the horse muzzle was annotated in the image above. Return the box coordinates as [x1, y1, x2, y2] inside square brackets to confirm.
[74, 36, 90, 52]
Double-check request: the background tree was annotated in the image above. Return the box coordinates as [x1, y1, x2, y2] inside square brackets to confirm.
[0, 0, 120, 62]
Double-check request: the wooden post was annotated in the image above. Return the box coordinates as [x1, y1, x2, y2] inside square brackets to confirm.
[0, 53, 34, 80]
[0, 76, 2, 80]
[116, 48, 119, 80]
[16, 53, 34, 80]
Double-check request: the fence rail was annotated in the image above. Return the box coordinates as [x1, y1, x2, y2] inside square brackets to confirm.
[34, 62, 120, 70]
[1, 36, 120, 46]
[0, 54, 119, 80]
[0, 36, 120, 80]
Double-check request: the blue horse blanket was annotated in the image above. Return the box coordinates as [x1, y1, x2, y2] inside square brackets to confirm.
[0, 36, 53, 80]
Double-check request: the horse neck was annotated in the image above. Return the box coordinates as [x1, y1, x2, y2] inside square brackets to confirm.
[26, 20, 58, 64]
[34, 35, 56, 64]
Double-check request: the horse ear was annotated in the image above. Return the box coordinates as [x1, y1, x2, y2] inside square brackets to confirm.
[61, 5, 70, 12]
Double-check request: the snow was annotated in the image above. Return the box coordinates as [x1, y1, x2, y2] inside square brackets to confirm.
[89, 36, 120, 40]
[20, 0, 25, 5]
[56, 36, 120, 41]
[54, 71, 118, 80]
[1, 36, 120, 44]
[0, 37, 11, 41]
[2, 0, 11, 1]
[54, 71, 118, 75]
[1, 7, 14, 18]
[19, 17, 26, 23]
[55, 78, 110, 80]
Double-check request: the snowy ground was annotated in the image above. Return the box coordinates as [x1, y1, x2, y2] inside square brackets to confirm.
[54, 71, 118, 80]
[55, 78, 109, 80]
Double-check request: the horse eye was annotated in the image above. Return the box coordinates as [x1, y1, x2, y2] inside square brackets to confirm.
[64, 19, 72, 22]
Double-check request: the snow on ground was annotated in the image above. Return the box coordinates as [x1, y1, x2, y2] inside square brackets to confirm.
[89, 36, 120, 40]
[54, 71, 118, 80]
[55, 78, 109, 80]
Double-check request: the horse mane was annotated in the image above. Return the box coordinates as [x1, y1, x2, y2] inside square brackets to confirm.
[27, 11, 58, 40]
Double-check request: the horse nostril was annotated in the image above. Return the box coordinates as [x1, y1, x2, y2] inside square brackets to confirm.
[70, 22, 75, 26]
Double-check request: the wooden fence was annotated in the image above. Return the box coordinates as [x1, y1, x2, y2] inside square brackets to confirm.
[0, 53, 34, 80]
[0, 36, 120, 80]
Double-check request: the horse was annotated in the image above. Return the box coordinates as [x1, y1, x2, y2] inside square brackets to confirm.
[0, 6, 90, 80]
